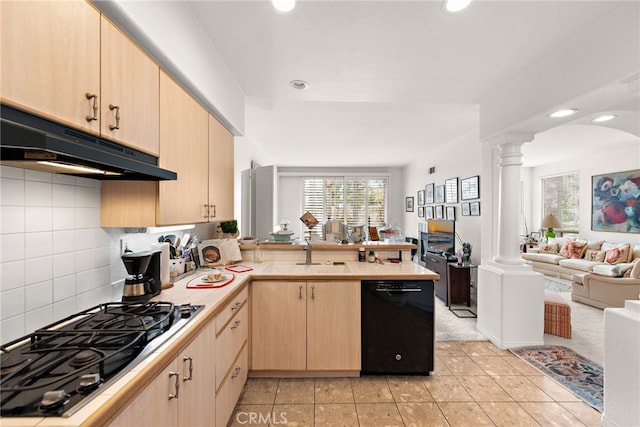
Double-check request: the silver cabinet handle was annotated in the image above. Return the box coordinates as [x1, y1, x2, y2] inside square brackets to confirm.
[85, 93, 98, 122]
[209, 204, 217, 219]
[311, 285, 315, 300]
[168, 371, 180, 399]
[203, 203, 210, 219]
[231, 366, 241, 379]
[230, 301, 242, 312]
[231, 320, 241, 330]
[183, 357, 193, 381]
[108, 104, 120, 130]
[298, 285, 303, 299]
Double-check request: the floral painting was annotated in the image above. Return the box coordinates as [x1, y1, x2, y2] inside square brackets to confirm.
[592, 169, 640, 233]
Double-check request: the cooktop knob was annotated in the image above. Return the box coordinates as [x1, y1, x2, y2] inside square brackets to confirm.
[78, 373, 102, 393]
[40, 390, 68, 411]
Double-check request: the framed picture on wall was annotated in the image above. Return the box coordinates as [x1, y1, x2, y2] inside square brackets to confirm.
[405, 196, 414, 212]
[435, 185, 445, 204]
[470, 201, 481, 216]
[446, 206, 455, 221]
[417, 190, 425, 206]
[461, 175, 480, 200]
[461, 202, 471, 216]
[418, 206, 425, 218]
[425, 206, 434, 219]
[445, 178, 458, 203]
[592, 169, 640, 233]
[425, 183, 434, 204]
[435, 205, 444, 219]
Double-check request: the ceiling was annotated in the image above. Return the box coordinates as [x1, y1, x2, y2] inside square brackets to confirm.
[185, 0, 639, 168]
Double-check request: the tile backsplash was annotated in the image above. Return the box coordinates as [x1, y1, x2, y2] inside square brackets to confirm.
[0, 166, 116, 343]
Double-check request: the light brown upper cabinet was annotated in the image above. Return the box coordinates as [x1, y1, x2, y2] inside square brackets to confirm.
[100, 16, 160, 156]
[207, 114, 235, 222]
[1, 0, 101, 134]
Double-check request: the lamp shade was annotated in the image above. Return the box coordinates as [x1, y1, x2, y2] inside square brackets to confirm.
[541, 214, 561, 229]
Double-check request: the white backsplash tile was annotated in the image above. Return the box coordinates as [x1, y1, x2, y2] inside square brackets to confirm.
[25, 280, 53, 311]
[52, 207, 76, 230]
[0, 165, 25, 179]
[0, 314, 26, 344]
[95, 246, 111, 267]
[76, 289, 101, 312]
[76, 249, 95, 272]
[53, 297, 77, 319]
[53, 229, 76, 254]
[1, 287, 25, 319]
[25, 305, 53, 332]
[77, 269, 97, 294]
[0, 233, 25, 263]
[95, 265, 111, 287]
[76, 228, 97, 251]
[53, 274, 77, 302]
[25, 231, 53, 258]
[76, 176, 100, 189]
[0, 206, 25, 234]
[76, 185, 99, 207]
[25, 206, 52, 232]
[25, 169, 53, 183]
[25, 180, 52, 206]
[52, 183, 76, 207]
[53, 252, 76, 278]
[1, 177, 25, 206]
[0, 260, 25, 291]
[25, 256, 52, 285]
[76, 207, 98, 228]
[52, 173, 77, 185]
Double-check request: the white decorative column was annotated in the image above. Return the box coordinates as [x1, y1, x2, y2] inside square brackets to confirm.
[477, 133, 545, 349]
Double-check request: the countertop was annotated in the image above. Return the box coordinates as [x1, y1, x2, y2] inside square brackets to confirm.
[7, 260, 437, 427]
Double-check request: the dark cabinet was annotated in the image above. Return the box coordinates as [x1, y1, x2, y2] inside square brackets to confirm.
[424, 253, 456, 304]
[447, 264, 474, 307]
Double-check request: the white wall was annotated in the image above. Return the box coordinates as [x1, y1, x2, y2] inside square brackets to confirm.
[402, 129, 483, 264]
[525, 139, 640, 245]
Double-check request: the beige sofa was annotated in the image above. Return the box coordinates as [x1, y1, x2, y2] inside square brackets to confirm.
[521, 238, 640, 308]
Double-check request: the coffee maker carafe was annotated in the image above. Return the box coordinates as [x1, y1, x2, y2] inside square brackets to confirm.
[121, 250, 162, 302]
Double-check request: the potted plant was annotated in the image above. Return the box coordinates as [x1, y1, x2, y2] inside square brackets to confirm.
[219, 220, 239, 238]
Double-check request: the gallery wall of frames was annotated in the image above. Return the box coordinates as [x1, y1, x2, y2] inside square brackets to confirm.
[408, 175, 481, 221]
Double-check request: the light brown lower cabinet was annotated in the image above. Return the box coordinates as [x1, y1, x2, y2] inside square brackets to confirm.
[251, 280, 361, 372]
[106, 321, 216, 427]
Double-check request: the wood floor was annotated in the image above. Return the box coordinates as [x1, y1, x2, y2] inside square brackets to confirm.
[230, 341, 601, 426]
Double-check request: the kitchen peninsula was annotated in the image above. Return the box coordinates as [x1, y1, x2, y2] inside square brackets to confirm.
[2, 250, 436, 427]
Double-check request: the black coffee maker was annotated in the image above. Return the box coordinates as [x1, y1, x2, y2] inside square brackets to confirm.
[121, 250, 162, 302]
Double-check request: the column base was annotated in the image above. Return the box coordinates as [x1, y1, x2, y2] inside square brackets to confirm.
[477, 261, 545, 349]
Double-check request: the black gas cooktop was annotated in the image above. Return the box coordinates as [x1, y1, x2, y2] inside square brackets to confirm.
[1, 301, 203, 417]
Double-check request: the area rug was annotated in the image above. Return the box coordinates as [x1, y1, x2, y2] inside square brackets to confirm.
[544, 277, 572, 293]
[510, 345, 603, 412]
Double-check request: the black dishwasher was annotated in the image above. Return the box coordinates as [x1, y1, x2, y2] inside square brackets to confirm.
[361, 280, 434, 375]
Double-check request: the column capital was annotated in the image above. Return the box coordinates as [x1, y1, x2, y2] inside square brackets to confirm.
[483, 131, 536, 148]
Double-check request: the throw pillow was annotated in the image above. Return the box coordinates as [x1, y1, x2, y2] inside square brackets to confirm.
[538, 243, 559, 254]
[633, 244, 640, 262]
[584, 249, 606, 262]
[559, 240, 588, 259]
[604, 244, 631, 264]
[585, 240, 604, 250]
[631, 260, 640, 279]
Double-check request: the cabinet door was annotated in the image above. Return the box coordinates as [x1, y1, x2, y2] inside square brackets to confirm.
[207, 114, 235, 222]
[1, 0, 100, 134]
[251, 281, 306, 370]
[107, 359, 179, 427]
[178, 321, 216, 426]
[158, 71, 209, 225]
[100, 16, 159, 155]
[307, 280, 361, 371]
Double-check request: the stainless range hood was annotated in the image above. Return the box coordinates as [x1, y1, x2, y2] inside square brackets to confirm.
[0, 105, 177, 181]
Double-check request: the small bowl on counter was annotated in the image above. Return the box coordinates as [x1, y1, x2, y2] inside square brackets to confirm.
[239, 237, 257, 245]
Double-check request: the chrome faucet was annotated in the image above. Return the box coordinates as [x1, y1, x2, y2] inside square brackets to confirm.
[304, 239, 313, 265]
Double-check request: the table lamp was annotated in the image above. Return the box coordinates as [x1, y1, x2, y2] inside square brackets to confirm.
[541, 214, 561, 240]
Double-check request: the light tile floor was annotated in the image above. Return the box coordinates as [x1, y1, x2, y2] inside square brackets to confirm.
[230, 341, 602, 426]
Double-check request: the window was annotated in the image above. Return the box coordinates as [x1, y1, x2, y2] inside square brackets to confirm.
[541, 172, 580, 230]
[303, 177, 388, 236]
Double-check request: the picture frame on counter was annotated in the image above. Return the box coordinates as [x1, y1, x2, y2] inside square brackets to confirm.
[425, 206, 434, 219]
[461, 202, 471, 216]
[435, 205, 444, 219]
[446, 206, 456, 221]
[425, 183, 434, 204]
[417, 189, 425, 206]
[445, 177, 458, 203]
[406, 196, 414, 212]
[470, 201, 481, 216]
[435, 185, 445, 204]
[418, 206, 425, 218]
[461, 175, 480, 200]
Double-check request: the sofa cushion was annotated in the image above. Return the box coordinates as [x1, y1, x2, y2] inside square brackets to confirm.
[559, 240, 588, 259]
[631, 260, 640, 279]
[592, 262, 635, 277]
[602, 243, 631, 264]
[585, 240, 604, 250]
[539, 243, 559, 254]
[633, 244, 640, 261]
[584, 249, 606, 262]
[559, 258, 603, 272]
[522, 253, 565, 265]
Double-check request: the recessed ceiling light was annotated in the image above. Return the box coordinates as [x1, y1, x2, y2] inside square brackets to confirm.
[549, 109, 578, 118]
[445, 0, 472, 12]
[592, 114, 617, 123]
[271, 0, 296, 13]
[289, 80, 309, 90]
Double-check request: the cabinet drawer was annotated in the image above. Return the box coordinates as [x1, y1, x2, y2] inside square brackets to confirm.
[216, 285, 248, 335]
[216, 343, 248, 427]
[215, 304, 248, 390]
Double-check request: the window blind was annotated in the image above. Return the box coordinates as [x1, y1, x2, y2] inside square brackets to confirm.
[542, 172, 580, 230]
